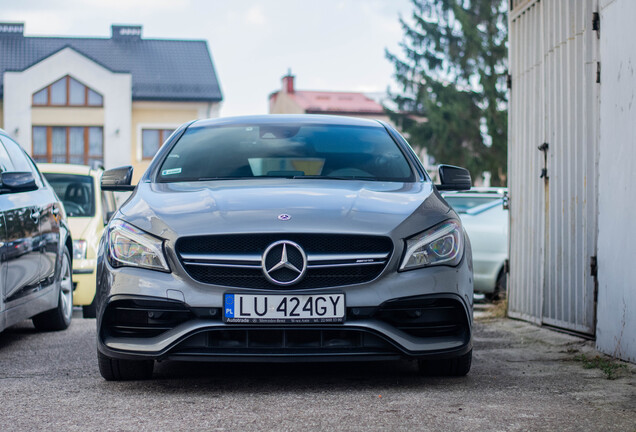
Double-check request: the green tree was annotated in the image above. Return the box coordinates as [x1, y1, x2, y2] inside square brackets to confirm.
[386, 0, 508, 185]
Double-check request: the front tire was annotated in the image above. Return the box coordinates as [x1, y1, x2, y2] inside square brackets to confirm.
[418, 349, 472, 376]
[486, 270, 507, 302]
[32, 248, 73, 331]
[98, 351, 154, 381]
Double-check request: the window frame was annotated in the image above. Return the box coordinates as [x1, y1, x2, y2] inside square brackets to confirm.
[141, 127, 176, 161]
[32, 75, 104, 107]
[32, 126, 104, 166]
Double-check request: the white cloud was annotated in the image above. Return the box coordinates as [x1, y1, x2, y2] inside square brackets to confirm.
[245, 5, 266, 26]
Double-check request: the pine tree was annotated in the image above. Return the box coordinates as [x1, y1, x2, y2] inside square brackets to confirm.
[386, 0, 508, 185]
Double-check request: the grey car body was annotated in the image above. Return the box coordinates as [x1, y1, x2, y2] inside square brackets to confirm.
[95, 115, 474, 380]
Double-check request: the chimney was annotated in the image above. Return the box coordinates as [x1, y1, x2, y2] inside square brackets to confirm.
[111, 25, 142, 41]
[0, 22, 24, 38]
[282, 70, 295, 94]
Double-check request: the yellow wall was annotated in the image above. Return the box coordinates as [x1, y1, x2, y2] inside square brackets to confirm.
[31, 107, 104, 126]
[130, 101, 207, 182]
[269, 93, 305, 114]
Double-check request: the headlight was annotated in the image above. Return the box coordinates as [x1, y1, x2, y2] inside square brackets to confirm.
[107, 220, 170, 272]
[400, 220, 464, 271]
[72, 239, 87, 260]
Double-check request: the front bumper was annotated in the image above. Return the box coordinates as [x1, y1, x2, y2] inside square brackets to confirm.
[97, 238, 473, 362]
[98, 294, 472, 362]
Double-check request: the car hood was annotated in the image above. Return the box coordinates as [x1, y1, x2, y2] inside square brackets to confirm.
[119, 179, 451, 241]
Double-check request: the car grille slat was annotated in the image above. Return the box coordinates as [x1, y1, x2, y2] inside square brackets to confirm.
[171, 328, 396, 355]
[103, 299, 195, 338]
[176, 234, 393, 289]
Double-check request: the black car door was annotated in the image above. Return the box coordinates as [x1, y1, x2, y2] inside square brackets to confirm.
[0, 145, 9, 322]
[0, 136, 42, 302]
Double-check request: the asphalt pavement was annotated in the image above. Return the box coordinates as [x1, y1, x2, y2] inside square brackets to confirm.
[0, 306, 634, 431]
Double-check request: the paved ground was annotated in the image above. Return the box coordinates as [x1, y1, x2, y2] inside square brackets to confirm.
[0, 305, 634, 431]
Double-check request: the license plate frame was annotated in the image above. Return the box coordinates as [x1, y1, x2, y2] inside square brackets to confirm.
[223, 293, 346, 324]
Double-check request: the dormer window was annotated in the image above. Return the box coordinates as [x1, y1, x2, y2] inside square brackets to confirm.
[32, 76, 103, 107]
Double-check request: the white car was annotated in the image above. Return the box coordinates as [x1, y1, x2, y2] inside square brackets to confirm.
[443, 188, 508, 300]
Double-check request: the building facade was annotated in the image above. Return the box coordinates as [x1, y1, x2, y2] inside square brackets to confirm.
[0, 23, 222, 180]
[269, 72, 392, 123]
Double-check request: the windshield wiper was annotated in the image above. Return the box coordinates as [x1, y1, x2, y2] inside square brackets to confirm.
[292, 175, 378, 181]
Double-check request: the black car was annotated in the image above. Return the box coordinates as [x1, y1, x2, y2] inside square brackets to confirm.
[0, 129, 73, 333]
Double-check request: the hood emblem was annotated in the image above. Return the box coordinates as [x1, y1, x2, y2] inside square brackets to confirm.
[278, 214, 291, 221]
[262, 240, 307, 286]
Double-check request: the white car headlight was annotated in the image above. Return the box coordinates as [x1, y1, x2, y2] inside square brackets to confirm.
[107, 219, 170, 272]
[72, 239, 87, 260]
[400, 220, 464, 271]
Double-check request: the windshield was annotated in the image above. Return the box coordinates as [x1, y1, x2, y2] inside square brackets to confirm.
[444, 196, 501, 214]
[43, 173, 95, 217]
[157, 124, 415, 182]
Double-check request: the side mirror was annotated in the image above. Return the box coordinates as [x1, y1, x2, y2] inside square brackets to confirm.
[436, 165, 472, 191]
[101, 166, 135, 191]
[0, 171, 38, 194]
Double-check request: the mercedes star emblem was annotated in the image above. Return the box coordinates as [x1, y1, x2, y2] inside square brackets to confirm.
[261, 240, 307, 286]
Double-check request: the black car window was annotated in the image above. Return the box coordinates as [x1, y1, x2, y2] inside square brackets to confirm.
[42, 173, 95, 217]
[157, 124, 415, 183]
[1, 135, 37, 173]
[0, 135, 43, 187]
[0, 138, 15, 172]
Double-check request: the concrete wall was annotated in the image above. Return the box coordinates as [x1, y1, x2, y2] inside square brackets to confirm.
[3, 47, 132, 169]
[596, 0, 636, 362]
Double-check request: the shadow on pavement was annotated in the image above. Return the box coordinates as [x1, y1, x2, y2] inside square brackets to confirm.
[123, 358, 474, 395]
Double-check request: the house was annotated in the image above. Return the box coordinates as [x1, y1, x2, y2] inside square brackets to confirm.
[507, 0, 635, 362]
[0, 23, 222, 179]
[268, 72, 391, 123]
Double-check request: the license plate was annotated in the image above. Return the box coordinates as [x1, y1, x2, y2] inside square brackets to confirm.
[223, 293, 345, 323]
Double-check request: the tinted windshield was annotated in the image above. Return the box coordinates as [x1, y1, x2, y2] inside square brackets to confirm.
[157, 124, 415, 182]
[43, 173, 95, 217]
[444, 196, 501, 213]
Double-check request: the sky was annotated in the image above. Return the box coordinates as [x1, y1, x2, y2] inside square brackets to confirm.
[1, 0, 415, 117]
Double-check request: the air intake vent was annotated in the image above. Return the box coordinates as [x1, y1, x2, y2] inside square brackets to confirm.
[102, 298, 193, 338]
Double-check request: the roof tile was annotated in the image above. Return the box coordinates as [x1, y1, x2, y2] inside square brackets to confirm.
[0, 36, 222, 102]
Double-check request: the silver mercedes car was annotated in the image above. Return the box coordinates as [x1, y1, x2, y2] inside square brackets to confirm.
[96, 115, 474, 380]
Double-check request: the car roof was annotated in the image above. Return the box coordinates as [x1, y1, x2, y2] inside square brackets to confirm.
[38, 163, 102, 177]
[190, 114, 385, 129]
